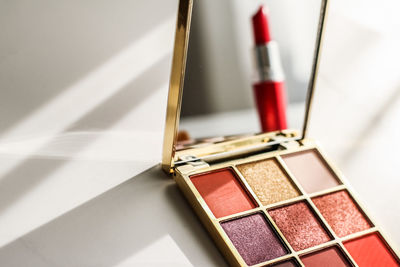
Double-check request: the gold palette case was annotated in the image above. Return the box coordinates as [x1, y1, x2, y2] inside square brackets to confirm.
[161, 0, 400, 266]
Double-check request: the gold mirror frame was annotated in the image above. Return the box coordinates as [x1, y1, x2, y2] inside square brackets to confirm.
[162, 0, 329, 173]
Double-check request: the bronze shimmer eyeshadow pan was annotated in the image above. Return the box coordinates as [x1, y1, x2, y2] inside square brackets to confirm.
[237, 159, 300, 206]
[282, 149, 340, 193]
[312, 190, 371, 237]
[221, 213, 288, 266]
[269, 201, 331, 251]
[190, 168, 256, 218]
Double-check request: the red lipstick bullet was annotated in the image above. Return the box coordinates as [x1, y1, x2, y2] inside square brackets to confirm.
[252, 6, 287, 133]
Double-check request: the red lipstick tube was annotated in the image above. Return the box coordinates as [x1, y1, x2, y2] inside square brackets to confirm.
[252, 6, 287, 133]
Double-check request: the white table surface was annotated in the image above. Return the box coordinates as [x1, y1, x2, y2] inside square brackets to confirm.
[1, 0, 400, 266]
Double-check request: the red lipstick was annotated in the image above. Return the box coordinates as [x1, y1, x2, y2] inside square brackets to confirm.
[252, 6, 287, 133]
[253, 6, 272, 44]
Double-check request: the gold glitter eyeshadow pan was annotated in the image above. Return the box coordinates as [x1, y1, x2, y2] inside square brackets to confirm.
[161, 0, 400, 266]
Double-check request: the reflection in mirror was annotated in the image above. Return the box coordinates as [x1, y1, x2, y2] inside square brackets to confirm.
[178, 0, 322, 149]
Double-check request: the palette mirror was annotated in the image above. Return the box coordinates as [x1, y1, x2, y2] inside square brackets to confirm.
[177, 0, 323, 150]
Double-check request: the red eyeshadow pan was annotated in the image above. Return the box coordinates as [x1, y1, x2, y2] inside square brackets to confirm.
[190, 168, 256, 218]
[300, 246, 351, 267]
[344, 233, 399, 267]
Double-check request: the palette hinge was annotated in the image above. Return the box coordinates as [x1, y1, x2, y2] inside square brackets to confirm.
[278, 139, 301, 150]
[176, 155, 210, 171]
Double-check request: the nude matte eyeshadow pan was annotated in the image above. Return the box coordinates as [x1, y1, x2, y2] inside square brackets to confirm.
[190, 168, 256, 218]
[282, 149, 339, 193]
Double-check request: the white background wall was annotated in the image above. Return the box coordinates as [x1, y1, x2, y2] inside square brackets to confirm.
[0, 0, 178, 249]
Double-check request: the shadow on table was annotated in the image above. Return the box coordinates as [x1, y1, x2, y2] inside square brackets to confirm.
[0, 165, 227, 267]
[0, 53, 171, 217]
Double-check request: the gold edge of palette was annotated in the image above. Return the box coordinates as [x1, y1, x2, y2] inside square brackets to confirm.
[174, 141, 400, 266]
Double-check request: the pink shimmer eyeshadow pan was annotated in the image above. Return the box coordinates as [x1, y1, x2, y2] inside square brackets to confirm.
[269, 201, 331, 251]
[313, 190, 371, 237]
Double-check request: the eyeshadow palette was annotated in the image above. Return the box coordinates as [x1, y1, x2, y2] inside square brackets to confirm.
[174, 145, 400, 266]
[162, 0, 399, 266]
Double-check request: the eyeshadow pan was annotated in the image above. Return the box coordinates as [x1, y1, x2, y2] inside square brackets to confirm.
[269, 201, 331, 251]
[190, 168, 256, 218]
[221, 213, 287, 266]
[313, 190, 371, 237]
[282, 149, 339, 193]
[237, 159, 300, 205]
[344, 233, 399, 267]
[300, 246, 351, 267]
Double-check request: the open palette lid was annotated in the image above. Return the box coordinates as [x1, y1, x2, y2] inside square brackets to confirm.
[162, 0, 329, 173]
